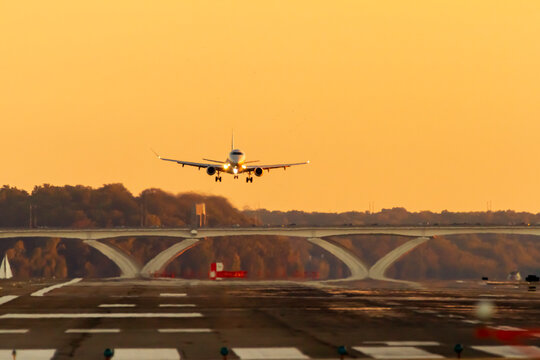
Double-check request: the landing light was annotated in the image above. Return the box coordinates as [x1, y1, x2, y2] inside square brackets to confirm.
[223, 164, 230, 169]
[233, 168, 238, 174]
[242, 165, 246, 169]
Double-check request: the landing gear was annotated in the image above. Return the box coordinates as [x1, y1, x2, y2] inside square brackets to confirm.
[234, 175, 239, 179]
[245, 177, 253, 183]
[215, 176, 222, 182]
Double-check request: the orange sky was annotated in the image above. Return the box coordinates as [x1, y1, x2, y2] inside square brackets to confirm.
[1, 1, 539, 213]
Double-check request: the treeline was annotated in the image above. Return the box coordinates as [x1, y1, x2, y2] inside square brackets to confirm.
[2, 184, 538, 228]
[1, 234, 537, 280]
[328, 234, 540, 280]
[246, 208, 540, 226]
[0, 184, 538, 280]
[110, 236, 348, 280]
[0, 184, 256, 228]
[3, 238, 118, 278]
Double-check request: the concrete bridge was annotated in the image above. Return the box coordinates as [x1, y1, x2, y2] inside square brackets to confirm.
[0, 226, 538, 283]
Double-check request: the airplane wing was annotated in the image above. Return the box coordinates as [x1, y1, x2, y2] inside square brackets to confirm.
[202, 158, 225, 164]
[153, 151, 217, 169]
[246, 161, 310, 171]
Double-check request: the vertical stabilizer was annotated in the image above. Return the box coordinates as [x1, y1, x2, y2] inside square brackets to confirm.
[231, 131, 234, 150]
[0, 254, 13, 279]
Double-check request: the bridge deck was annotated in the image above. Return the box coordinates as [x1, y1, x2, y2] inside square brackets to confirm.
[0, 226, 538, 240]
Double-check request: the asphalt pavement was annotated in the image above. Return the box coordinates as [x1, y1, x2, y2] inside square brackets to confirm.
[0, 278, 539, 359]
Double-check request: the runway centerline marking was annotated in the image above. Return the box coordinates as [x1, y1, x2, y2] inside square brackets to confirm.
[0, 295, 18, 306]
[66, 329, 121, 333]
[107, 348, 180, 360]
[31, 278, 82, 297]
[472, 345, 540, 358]
[232, 347, 309, 359]
[160, 293, 187, 297]
[0, 349, 56, 359]
[0, 312, 203, 319]
[353, 346, 444, 359]
[363, 341, 440, 346]
[98, 304, 136, 308]
[159, 304, 196, 308]
[0, 329, 29, 334]
[158, 328, 212, 333]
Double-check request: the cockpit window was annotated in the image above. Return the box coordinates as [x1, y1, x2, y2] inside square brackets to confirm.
[232, 151, 243, 155]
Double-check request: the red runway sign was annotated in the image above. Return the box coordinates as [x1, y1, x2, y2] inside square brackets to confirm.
[209, 262, 247, 280]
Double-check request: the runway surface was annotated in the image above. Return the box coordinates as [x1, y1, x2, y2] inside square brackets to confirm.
[0, 278, 539, 359]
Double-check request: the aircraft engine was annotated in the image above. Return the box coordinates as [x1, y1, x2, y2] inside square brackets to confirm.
[254, 167, 263, 177]
[206, 167, 216, 176]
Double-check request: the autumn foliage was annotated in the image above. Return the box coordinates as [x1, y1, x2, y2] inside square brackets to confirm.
[0, 185, 538, 280]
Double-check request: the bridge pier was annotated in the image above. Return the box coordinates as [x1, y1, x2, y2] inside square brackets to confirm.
[307, 238, 369, 281]
[140, 238, 200, 277]
[83, 240, 141, 278]
[368, 236, 431, 286]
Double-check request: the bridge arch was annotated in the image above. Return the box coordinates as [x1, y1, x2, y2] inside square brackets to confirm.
[1, 226, 538, 283]
[83, 240, 141, 278]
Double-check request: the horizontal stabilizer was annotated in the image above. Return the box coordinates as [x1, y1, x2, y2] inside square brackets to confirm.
[202, 158, 225, 164]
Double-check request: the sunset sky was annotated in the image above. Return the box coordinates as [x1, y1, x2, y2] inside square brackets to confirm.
[1, 1, 539, 213]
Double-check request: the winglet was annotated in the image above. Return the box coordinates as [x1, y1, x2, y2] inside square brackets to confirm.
[150, 148, 161, 159]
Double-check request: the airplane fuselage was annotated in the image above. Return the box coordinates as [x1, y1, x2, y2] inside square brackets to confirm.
[222, 149, 247, 175]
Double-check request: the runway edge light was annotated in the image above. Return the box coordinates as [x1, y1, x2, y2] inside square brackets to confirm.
[338, 345, 348, 359]
[454, 344, 464, 358]
[220, 347, 229, 360]
[104, 348, 114, 360]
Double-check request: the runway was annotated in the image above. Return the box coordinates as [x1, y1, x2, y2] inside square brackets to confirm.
[0, 278, 539, 359]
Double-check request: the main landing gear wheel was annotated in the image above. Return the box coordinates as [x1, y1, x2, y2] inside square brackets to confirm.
[215, 176, 222, 182]
[246, 177, 253, 183]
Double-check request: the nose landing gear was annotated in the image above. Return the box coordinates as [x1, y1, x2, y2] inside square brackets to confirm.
[215, 176, 222, 182]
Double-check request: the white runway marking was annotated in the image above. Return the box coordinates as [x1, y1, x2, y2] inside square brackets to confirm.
[0, 295, 18, 306]
[490, 325, 526, 331]
[0, 349, 56, 359]
[111, 348, 181, 360]
[0, 329, 29, 334]
[159, 304, 196, 308]
[472, 345, 540, 358]
[0, 312, 202, 319]
[158, 328, 212, 333]
[98, 304, 136, 308]
[160, 293, 187, 297]
[66, 329, 121, 333]
[31, 278, 82, 297]
[363, 341, 440, 346]
[232, 347, 309, 359]
[353, 346, 444, 359]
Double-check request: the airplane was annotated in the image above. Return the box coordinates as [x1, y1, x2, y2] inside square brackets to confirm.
[153, 135, 309, 182]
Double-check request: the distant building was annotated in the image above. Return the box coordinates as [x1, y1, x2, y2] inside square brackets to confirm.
[193, 203, 207, 228]
[507, 271, 522, 281]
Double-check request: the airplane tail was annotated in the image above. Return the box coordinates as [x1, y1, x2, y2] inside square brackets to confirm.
[231, 131, 234, 150]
